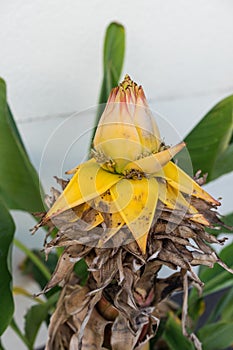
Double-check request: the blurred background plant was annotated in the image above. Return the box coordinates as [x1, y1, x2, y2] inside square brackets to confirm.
[0, 21, 233, 350]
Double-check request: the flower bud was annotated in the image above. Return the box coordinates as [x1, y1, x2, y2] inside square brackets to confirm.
[93, 75, 161, 173]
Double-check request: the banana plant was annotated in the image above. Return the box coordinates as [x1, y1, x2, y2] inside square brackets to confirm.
[0, 19, 233, 350]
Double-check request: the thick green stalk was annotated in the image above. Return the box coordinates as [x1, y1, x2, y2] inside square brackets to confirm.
[14, 238, 51, 281]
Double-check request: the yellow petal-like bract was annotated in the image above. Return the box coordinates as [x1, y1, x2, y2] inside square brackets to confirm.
[44, 160, 122, 223]
[110, 178, 159, 254]
[43, 75, 220, 253]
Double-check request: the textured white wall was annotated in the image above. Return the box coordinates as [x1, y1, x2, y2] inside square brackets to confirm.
[1, 1, 233, 349]
[1, 0, 233, 120]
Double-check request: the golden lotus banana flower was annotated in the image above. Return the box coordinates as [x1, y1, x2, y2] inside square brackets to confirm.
[41, 75, 219, 254]
[34, 75, 233, 350]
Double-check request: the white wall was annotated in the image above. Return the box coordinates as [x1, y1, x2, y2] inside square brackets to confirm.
[1, 0, 233, 121]
[1, 1, 233, 348]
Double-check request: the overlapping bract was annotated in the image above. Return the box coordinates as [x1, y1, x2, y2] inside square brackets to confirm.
[42, 75, 220, 253]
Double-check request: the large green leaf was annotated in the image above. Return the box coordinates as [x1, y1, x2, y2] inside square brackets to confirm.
[223, 212, 233, 227]
[99, 22, 125, 105]
[213, 143, 233, 179]
[198, 321, 233, 350]
[0, 199, 15, 335]
[177, 95, 233, 181]
[215, 289, 233, 323]
[162, 314, 195, 350]
[24, 304, 48, 350]
[24, 292, 59, 349]
[91, 22, 125, 143]
[0, 78, 44, 211]
[207, 287, 233, 324]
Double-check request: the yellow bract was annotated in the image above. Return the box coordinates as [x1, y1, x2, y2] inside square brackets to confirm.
[43, 75, 220, 253]
[123, 142, 185, 174]
[163, 161, 220, 206]
[110, 178, 159, 254]
[44, 160, 122, 222]
[92, 191, 125, 247]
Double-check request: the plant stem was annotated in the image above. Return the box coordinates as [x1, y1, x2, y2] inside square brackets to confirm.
[14, 238, 51, 281]
[10, 318, 30, 349]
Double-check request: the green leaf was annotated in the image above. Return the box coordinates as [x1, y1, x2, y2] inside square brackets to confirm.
[0, 78, 44, 211]
[24, 304, 49, 349]
[10, 318, 30, 348]
[99, 21, 125, 105]
[162, 314, 195, 350]
[177, 95, 233, 181]
[91, 22, 125, 144]
[6, 105, 28, 155]
[223, 212, 233, 227]
[202, 212, 233, 237]
[199, 241, 233, 296]
[0, 198, 15, 335]
[0, 338, 6, 350]
[74, 258, 89, 286]
[217, 289, 233, 322]
[205, 226, 233, 237]
[213, 143, 233, 179]
[207, 287, 233, 324]
[20, 249, 57, 290]
[24, 292, 59, 349]
[198, 321, 233, 350]
[188, 294, 206, 323]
